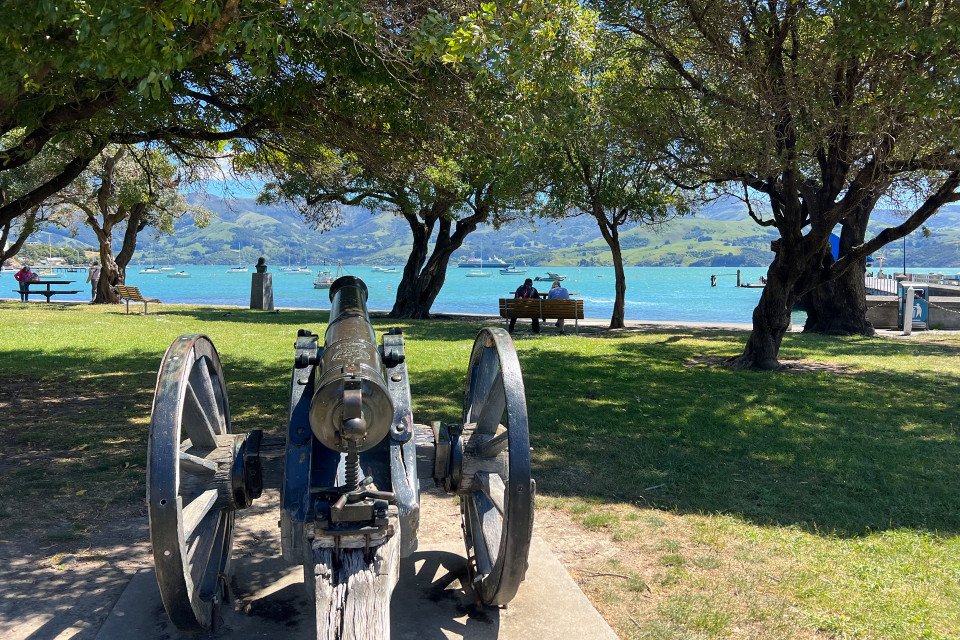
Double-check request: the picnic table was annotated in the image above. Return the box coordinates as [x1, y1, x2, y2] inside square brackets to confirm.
[15, 280, 81, 302]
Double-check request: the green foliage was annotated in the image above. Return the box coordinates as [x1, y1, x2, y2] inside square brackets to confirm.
[51, 144, 209, 243]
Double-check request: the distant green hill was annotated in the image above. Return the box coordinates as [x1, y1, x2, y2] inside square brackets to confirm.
[23, 194, 960, 268]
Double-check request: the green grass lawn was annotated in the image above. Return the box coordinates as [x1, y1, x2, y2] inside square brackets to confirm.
[0, 301, 958, 639]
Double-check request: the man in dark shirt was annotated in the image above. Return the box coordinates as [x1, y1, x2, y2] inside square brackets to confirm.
[510, 278, 540, 334]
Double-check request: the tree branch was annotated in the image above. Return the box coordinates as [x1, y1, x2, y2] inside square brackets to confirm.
[0, 151, 101, 228]
[824, 172, 960, 283]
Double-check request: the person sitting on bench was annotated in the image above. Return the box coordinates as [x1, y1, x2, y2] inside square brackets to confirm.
[509, 278, 540, 334]
[548, 280, 570, 333]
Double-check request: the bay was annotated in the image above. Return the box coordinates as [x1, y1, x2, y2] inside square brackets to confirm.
[4, 265, 789, 323]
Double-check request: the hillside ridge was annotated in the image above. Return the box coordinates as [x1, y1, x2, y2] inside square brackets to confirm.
[30, 195, 960, 268]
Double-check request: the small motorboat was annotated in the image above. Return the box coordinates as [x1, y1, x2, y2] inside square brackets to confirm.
[499, 268, 527, 275]
[372, 266, 397, 273]
[313, 270, 335, 288]
[226, 266, 248, 273]
[140, 267, 162, 274]
[167, 270, 191, 278]
[534, 272, 566, 282]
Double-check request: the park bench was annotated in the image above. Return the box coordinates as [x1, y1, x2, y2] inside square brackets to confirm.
[116, 285, 162, 315]
[499, 297, 584, 335]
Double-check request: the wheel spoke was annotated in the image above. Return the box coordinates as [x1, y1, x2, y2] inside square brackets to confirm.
[187, 511, 220, 587]
[472, 490, 502, 568]
[466, 346, 500, 424]
[475, 371, 505, 434]
[189, 357, 225, 435]
[179, 451, 217, 476]
[476, 472, 506, 515]
[466, 496, 494, 576]
[476, 427, 509, 458]
[182, 382, 218, 450]
[181, 490, 218, 540]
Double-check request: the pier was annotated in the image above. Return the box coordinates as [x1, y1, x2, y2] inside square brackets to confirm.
[707, 270, 960, 330]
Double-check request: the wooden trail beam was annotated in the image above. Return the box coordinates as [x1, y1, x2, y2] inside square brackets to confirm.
[310, 524, 401, 640]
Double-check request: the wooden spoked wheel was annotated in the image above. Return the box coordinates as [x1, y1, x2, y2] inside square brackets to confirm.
[147, 334, 235, 631]
[459, 327, 534, 606]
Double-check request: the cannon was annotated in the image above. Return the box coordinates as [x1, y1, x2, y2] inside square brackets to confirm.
[146, 275, 534, 637]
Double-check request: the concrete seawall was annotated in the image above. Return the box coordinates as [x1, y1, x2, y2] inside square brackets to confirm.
[867, 296, 960, 329]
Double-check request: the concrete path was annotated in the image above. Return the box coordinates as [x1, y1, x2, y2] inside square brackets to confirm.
[94, 491, 618, 640]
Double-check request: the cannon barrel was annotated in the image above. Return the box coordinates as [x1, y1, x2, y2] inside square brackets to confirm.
[309, 276, 394, 453]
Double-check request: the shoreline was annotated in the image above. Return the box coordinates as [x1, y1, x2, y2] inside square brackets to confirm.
[0, 297, 935, 337]
[0, 297, 772, 332]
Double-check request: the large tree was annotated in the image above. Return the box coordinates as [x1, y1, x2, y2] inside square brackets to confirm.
[258, 119, 541, 318]
[602, 0, 960, 368]
[249, 0, 593, 318]
[51, 145, 207, 303]
[541, 32, 694, 328]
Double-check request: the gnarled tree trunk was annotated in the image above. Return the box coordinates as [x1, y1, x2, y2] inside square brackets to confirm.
[730, 250, 803, 370]
[801, 194, 879, 336]
[93, 228, 122, 304]
[391, 215, 438, 319]
[389, 204, 484, 319]
[801, 260, 873, 335]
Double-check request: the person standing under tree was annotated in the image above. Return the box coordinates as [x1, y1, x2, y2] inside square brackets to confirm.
[548, 280, 570, 333]
[86, 260, 100, 301]
[509, 278, 540, 334]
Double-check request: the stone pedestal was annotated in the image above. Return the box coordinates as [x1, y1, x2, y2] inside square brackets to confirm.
[250, 273, 274, 310]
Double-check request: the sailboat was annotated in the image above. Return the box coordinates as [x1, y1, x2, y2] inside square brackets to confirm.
[466, 239, 493, 278]
[226, 242, 248, 272]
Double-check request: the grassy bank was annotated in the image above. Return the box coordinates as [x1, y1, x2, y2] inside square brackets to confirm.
[0, 301, 958, 638]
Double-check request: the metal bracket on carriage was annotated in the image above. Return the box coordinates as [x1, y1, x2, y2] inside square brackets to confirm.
[231, 429, 264, 508]
[311, 477, 396, 534]
[310, 507, 399, 551]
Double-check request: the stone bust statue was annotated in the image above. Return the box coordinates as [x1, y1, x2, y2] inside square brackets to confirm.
[255, 257, 267, 273]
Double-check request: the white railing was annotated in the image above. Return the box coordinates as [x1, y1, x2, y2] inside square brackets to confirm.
[864, 276, 898, 294]
[865, 273, 960, 294]
[899, 272, 960, 286]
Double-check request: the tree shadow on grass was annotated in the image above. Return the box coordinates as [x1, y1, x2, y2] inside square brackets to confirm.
[415, 332, 960, 538]
[148, 307, 332, 327]
[152, 307, 497, 344]
[0, 346, 294, 540]
[6, 325, 960, 542]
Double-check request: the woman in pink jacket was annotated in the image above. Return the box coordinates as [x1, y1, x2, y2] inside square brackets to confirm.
[14, 266, 33, 302]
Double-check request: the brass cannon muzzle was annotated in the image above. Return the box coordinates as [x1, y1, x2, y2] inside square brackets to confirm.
[309, 276, 394, 453]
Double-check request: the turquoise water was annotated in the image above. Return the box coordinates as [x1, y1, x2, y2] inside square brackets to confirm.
[3, 265, 785, 322]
